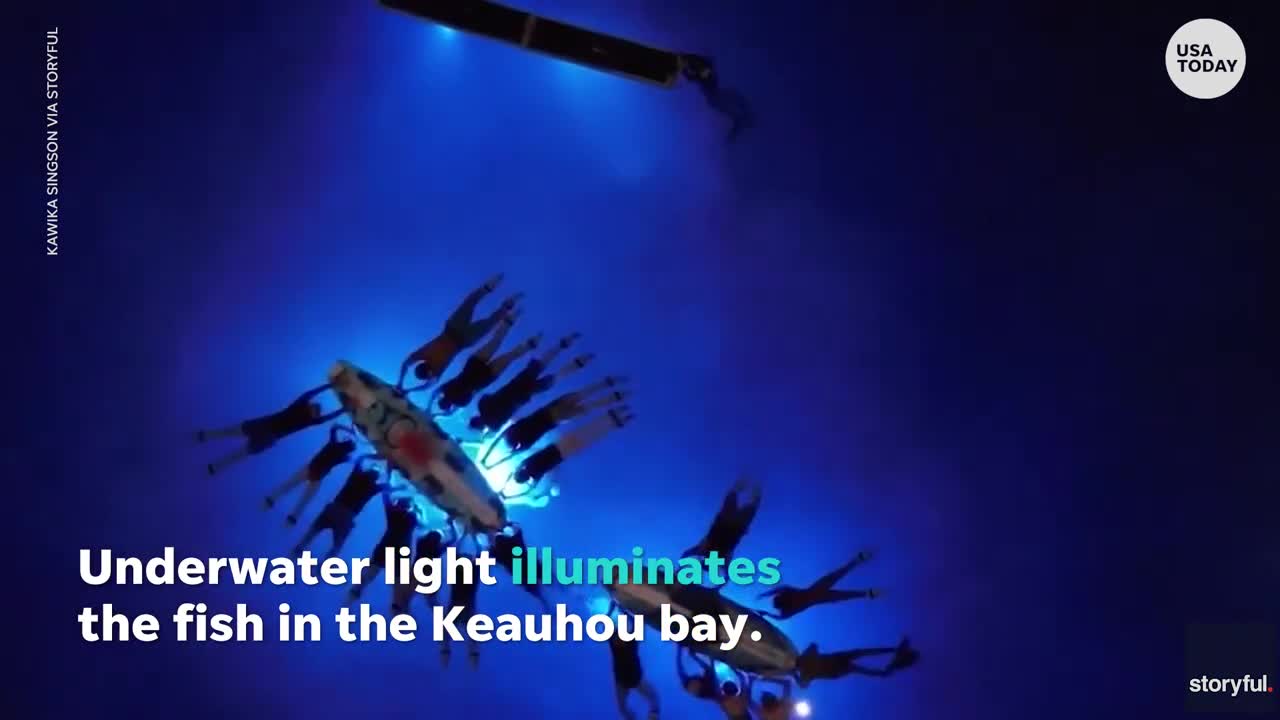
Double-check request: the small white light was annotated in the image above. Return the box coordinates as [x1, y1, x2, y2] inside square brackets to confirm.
[795, 699, 812, 717]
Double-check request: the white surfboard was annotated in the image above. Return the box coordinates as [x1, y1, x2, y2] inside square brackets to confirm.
[328, 360, 507, 532]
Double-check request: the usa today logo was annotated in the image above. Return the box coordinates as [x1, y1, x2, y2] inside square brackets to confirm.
[1166, 19, 1246, 99]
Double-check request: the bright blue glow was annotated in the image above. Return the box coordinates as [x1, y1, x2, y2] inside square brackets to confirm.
[796, 699, 813, 717]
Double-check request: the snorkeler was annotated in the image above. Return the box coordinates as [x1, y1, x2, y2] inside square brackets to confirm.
[391, 528, 448, 615]
[501, 377, 629, 455]
[682, 478, 763, 561]
[758, 551, 878, 620]
[263, 425, 357, 526]
[440, 570, 481, 669]
[397, 274, 522, 388]
[292, 454, 386, 559]
[436, 311, 541, 413]
[348, 492, 419, 603]
[511, 406, 635, 485]
[794, 637, 918, 687]
[199, 384, 341, 475]
[470, 333, 590, 432]
[609, 634, 660, 720]
[490, 524, 550, 611]
[678, 54, 754, 142]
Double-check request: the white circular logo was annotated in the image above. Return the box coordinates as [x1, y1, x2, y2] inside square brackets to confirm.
[1166, 19, 1246, 99]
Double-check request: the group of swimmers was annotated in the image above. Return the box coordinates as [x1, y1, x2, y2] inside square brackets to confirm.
[194, 275, 915, 717]
[606, 478, 919, 720]
[195, 274, 631, 666]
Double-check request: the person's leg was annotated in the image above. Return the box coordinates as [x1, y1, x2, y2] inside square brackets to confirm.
[840, 663, 891, 678]
[580, 390, 628, 414]
[615, 685, 637, 720]
[207, 446, 252, 475]
[548, 395, 587, 423]
[439, 635, 452, 666]
[828, 647, 898, 666]
[811, 552, 872, 594]
[536, 333, 580, 366]
[473, 311, 518, 362]
[348, 545, 387, 601]
[325, 514, 356, 559]
[555, 408, 633, 457]
[726, 484, 762, 541]
[444, 274, 504, 337]
[487, 334, 541, 377]
[636, 680, 660, 718]
[390, 573, 415, 615]
[805, 589, 877, 613]
[196, 424, 245, 441]
[553, 353, 595, 381]
[285, 479, 325, 527]
[291, 515, 330, 557]
[264, 466, 309, 509]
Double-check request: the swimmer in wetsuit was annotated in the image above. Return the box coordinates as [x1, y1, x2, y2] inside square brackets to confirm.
[609, 634, 660, 720]
[510, 406, 634, 485]
[794, 637, 918, 688]
[436, 310, 540, 413]
[679, 54, 754, 142]
[348, 492, 419, 603]
[264, 425, 358, 526]
[398, 274, 522, 389]
[440, 568, 481, 669]
[470, 333, 590, 432]
[490, 524, 550, 611]
[391, 528, 448, 615]
[682, 477, 763, 561]
[198, 384, 340, 475]
[292, 455, 386, 558]
[500, 376, 628, 455]
[759, 551, 878, 620]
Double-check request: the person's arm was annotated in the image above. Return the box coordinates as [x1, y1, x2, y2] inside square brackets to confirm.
[299, 384, 331, 402]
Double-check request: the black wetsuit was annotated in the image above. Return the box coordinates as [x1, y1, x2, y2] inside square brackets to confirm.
[332, 466, 381, 513]
[241, 388, 328, 450]
[609, 637, 644, 689]
[449, 574, 479, 611]
[491, 532, 521, 576]
[416, 531, 445, 561]
[307, 439, 355, 479]
[505, 406, 556, 452]
[515, 445, 563, 483]
[475, 361, 550, 429]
